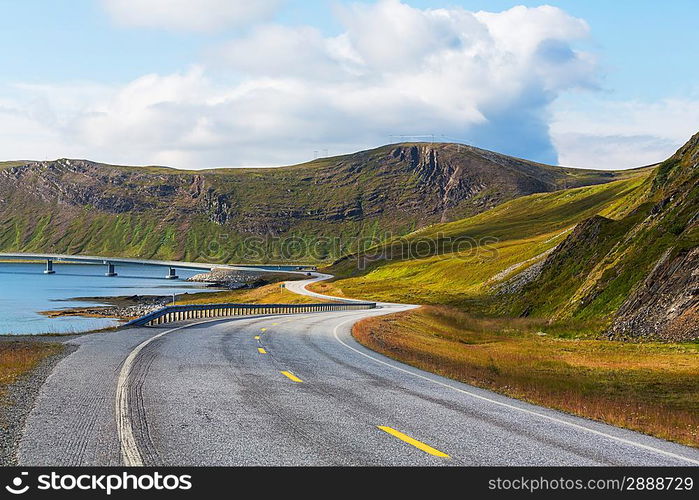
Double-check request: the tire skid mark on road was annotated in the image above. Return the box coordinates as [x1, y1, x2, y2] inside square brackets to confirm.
[116, 314, 296, 466]
[116, 318, 247, 466]
[60, 393, 103, 466]
[127, 342, 162, 466]
[41, 346, 111, 466]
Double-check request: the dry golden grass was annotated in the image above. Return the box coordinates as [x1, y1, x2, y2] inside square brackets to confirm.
[0, 342, 63, 397]
[353, 306, 699, 447]
[307, 281, 348, 298]
[179, 282, 334, 305]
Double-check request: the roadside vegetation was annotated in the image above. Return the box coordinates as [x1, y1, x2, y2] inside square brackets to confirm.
[177, 282, 332, 305]
[0, 342, 63, 399]
[313, 174, 651, 312]
[353, 306, 699, 447]
[313, 143, 699, 447]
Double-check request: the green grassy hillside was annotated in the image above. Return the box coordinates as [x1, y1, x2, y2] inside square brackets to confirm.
[321, 173, 651, 307]
[320, 132, 699, 341]
[0, 143, 638, 264]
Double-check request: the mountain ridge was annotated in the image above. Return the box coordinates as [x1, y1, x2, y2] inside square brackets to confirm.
[0, 142, 641, 263]
[319, 133, 698, 341]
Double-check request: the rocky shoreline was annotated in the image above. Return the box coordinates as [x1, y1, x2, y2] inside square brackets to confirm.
[39, 268, 301, 321]
[185, 268, 300, 289]
[40, 295, 172, 321]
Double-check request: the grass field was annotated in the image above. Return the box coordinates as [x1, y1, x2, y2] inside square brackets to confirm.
[353, 306, 699, 447]
[177, 282, 332, 305]
[316, 174, 651, 310]
[0, 342, 63, 399]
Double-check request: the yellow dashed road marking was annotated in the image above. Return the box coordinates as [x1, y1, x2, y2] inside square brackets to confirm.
[377, 426, 450, 458]
[280, 371, 303, 383]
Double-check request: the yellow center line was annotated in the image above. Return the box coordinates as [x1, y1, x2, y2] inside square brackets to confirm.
[280, 371, 303, 383]
[254, 335, 260, 340]
[377, 426, 450, 458]
[258, 347, 267, 354]
[272, 323, 279, 326]
[260, 328, 267, 332]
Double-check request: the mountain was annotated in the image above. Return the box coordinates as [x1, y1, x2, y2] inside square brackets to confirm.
[0, 143, 631, 263]
[499, 132, 699, 341]
[322, 133, 698, 341]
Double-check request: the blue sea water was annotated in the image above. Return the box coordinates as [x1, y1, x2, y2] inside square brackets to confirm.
[0, 262, 216, 335]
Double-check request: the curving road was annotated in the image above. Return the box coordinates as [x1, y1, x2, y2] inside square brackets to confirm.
[18, 276, 699, 466]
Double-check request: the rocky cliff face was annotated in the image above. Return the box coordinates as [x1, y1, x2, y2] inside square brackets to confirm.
[608, 247, 699, 341]
[0, 159, 186, 213]
[606, 133, 699, 341]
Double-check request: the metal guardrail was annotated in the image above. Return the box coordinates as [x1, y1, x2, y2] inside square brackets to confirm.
[125, 301, 377, 327]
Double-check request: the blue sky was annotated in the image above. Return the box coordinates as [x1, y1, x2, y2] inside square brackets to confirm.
[0, 0, 697, 169]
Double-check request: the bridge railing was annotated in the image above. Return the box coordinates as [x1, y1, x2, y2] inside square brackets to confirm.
[125, 301, 377, 327]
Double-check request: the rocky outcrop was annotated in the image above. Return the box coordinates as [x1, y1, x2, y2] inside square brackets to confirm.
[187, 268, 296, 289]
[493, 247, 557, 295]
[608, 247, 699, 341]
[490, 131, 699, 339]
[388, 144, 561, 221]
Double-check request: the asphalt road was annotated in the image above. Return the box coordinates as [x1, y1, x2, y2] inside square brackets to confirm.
[18, 277, 699, 466]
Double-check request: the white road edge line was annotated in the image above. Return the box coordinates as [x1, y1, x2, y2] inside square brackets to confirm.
[115, 308, 314, 466]
[116, 317, 265, 466]
[331, 315, 699, 466]
[116, 322, 202, 466]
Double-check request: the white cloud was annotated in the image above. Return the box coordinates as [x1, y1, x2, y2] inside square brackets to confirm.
[101, 0, 282, 32]
[551, 97, 699, 168]
[2, 1, 599, 168]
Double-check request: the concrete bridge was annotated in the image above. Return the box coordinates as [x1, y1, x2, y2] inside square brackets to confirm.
[0, 253, 316, 278]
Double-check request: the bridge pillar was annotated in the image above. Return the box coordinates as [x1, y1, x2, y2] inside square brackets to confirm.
[44, 259, 55, 274]
[165, 267, 179, 280]
[105, 262, 117, 277]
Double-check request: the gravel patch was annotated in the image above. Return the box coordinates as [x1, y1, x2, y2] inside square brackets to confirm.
[0, 342, 77, 465]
